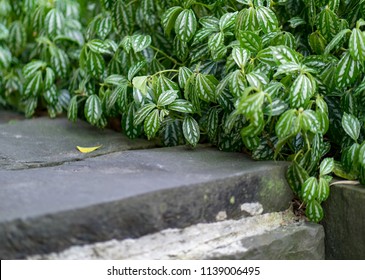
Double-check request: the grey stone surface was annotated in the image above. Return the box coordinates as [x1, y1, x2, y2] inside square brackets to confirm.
[0, 146, 292, 259]
[322, 184, 365, 259]
[28, 212, 324, 260]
[0, 117, 158, 169]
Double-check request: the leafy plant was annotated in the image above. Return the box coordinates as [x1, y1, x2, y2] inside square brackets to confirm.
[2, 0, 365, 222]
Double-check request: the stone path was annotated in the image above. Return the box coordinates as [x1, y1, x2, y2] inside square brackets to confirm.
[0, 111, 325, 259]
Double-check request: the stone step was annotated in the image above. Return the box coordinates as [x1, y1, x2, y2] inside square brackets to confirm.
[0, 144, 293, 259]
[28, 211, 324, 260]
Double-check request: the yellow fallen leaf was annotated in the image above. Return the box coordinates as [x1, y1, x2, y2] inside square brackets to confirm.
[76, 145, 102, 153]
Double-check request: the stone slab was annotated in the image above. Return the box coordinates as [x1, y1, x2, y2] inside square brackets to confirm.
[0, 146, 292, 259]
[28, 212, 324, 260]
[322, 184, 365, 259]
[0, 117, 158, 170]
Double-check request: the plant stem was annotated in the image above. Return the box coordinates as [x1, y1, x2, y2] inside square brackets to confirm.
[150, 46, 183, 66]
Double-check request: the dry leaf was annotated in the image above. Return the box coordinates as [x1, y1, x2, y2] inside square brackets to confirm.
[76, 145, 102, 153]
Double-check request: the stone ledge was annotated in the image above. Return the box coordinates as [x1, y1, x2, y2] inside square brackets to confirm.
[0, 147, 292, 259]
[322, 184, 365, 259]
[28, 211, 324, 260]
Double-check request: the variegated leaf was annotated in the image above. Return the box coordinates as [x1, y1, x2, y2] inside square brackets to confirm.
[183, 115, 200, 146]
[175, 9, 197, 43]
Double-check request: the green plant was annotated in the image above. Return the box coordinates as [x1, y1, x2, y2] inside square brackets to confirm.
[2, 0, 365, 222]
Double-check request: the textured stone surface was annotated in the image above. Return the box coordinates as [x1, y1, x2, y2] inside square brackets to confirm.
[0, 146, 292, 259]
[322, 184, 365, 259]
[0, 117, 157, 169]
[28, 212, 324, 260]
[0, 110, 25, 124]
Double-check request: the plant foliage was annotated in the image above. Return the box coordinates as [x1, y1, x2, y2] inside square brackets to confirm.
[1, 0, 365, 222]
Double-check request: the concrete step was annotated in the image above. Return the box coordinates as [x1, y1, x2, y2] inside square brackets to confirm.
[28, 212, 324, 260]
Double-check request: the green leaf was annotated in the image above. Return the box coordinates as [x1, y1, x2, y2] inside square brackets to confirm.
[235, 7, 258, 33]
[24, 97, 38, 118]
[132, 76, 149, 95]
[208, 32, 224, 51]
[104, 75, 128, 86]
[317, 177, 330, 202]
[0, 47, 12, 69]
[49, 47, 70, 79]
[161, 6, 183, 36]
[134, 103, 156, 126]
[341, 143, 360, 173]
[308, 31, 327, 55]
[286, 162, 309, 196]
[232, 47, 250, 69]
[300, 109, 320, 133]
[122, 103, 142, 139]
[302, 177, 318, 202]
[45, 9, 64, 37]
[290, 74, 313, 108]
[97, 16, 112, 40]
[242, 136, 260, 150]
[128, 61, 146, 81]
[359, 142, 365, 165]
[157, 90, 179, 107]
[238, 31, 262, 53]
[131, 34, 152, 52]
[195, 73, 218, 102]
[320, 158, 334, 176]
[112, 0, 133, 36]
[342, 112, 361, 141]
[44, 67, 55, 90]
[178, 66, 194, 88]
[271, 45, 300, 65]
[23, 61, 46, 80]
[324, 29, 350, 54]
[219, 12, 237, 31]
[84, 95, 102, 125]
[183, 115, 200, 146]
[67, 95, 78, 122]
[24, 71, 43, 98]
[175, 9, 197, 43]
[317, 7, 340, 41]
[275, 109, 299, 139]
[240, 112, 264, 137]
[256, 6, 278, 33]
[87, 39, 112, 55]
[161, 119, 183, 147]
[349, 28, 365, 61]
[237, 91, 265, 116]
[86, 51, 105, 79]
[43, 85, 58, 105]
[207, 107, 219, 141]
[8, 21, 26, 56]
[144, 109, 160, 140]
[306, 200, 324, 222]
[263, 99, 288, 116]
[168, 99, 194, 113]
[333, 161, 358, 180]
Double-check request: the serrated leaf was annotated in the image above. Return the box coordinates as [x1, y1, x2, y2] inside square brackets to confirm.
[320, 158, 334, 176]
[157, 90, 178, 107]
[175, 9, 197, 43]
[219, 12, 237, 31]
[290, 74, 313, 108]
[238, 31, 262, 53]
[232, 47, 250, 68]
[97, 16, 112, 40]
[349, 28, 365, 61]
[134, 103, 156, 126]
[86, 51, 105, 79]
[168, 99, 194, 113]
[306, 200, 324, 222]
[178, 66, 194, 88]
[87, 39, 112, 55]
[195, 73, 218, 102]
[342, 112, 361, 141]
[256, 6, 278, 33]
[144, 109, 160, 139]
[302, 177, 319, 202]
[76, 145, 102, 153]
[161, 6, 183, 36]
[275, 109, 299, 139]
[84, 95, 102, 125]
[271, 45, 300, 64]
[183, 115, 200, 146]
[45, 9, 64, 37]
[24, 71, 43, 98]
[131, 34, 152, 52]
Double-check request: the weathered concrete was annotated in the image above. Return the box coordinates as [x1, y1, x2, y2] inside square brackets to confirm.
[0, 146, 292, 259]
[322, 184, 365, 259]
[28, 212, 324, 260]
[0, 117, 158, 170]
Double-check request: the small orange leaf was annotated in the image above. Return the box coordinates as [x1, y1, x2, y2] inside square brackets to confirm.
[76, 145, 102, 153]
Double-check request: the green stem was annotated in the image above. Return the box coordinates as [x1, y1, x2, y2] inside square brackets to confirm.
[150, 46, 183, 66]
[151, 69, 179, 78]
